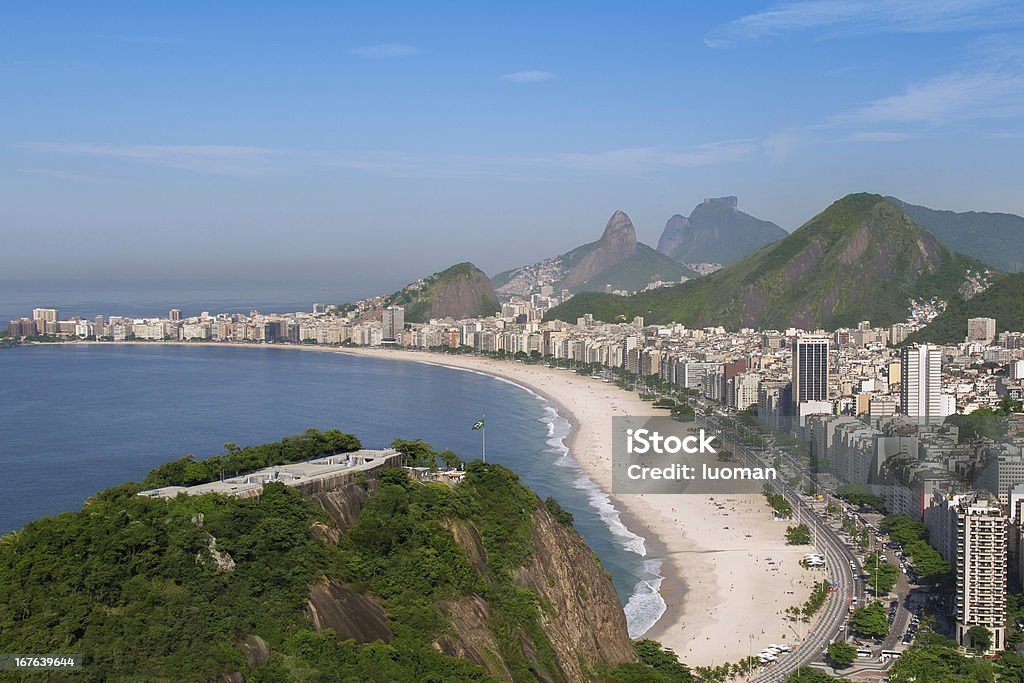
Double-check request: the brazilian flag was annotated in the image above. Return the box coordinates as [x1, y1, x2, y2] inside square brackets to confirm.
[472, 418, 485, 430]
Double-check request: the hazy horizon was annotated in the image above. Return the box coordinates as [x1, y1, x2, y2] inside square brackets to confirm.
[4, 1, 1024, 286]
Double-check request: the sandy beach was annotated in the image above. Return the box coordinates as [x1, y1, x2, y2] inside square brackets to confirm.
[334, 347, 818, 667]
[77, 341, 817, 666]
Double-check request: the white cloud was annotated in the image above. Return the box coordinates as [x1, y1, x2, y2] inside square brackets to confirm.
[501, 70, 556, 83]
[328, 153, 499, 180]
[326, 140, 756, 180]
[706, 0, 1021, 48]
[844, 131, 920, 141]
[983, 130, 1024, 139]
[19, 142, 276, 175]
[18, 168, 140, 184]
[762, 130, 803, 163]
[832, 70, 1024, 125]
[533, 140, 758, 173]
[347, 43, 420, 59]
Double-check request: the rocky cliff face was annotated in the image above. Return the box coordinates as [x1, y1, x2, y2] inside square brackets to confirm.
[434, 506, 636, 682]
[300, 469, 637, 682]
[388, 262, 501, 323]
[655, 214, 689, 259]
[427, 266, 500, 320]
[305, 579, 394, 644]
[512, 504, 637, 680]
[560, 211, 638, 291]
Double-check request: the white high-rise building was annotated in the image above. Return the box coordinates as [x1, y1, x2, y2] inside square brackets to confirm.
[792, 336, 829, 407]
[955, 493, 1006, 654]
[900, 344, 949, 421]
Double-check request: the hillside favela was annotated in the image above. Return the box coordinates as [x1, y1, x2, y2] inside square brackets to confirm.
[4, 4, 1024, 683]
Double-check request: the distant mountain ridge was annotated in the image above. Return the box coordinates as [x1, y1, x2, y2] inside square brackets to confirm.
[386, 262, 499, 322]
[493, 211, 697, 296]
[888, 197, 1024, 273]
[656, 196, 787, 265]
[546, 193, 990, 331]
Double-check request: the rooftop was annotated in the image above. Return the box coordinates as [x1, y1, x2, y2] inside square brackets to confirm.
[138, 448, 400, 499]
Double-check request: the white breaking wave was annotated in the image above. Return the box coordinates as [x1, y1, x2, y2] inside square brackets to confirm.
[537, 399, 667, 637]
[624, 559, 667, 638]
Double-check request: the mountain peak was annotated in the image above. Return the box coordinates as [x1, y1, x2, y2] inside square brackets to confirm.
[657, 197, 786, 265]
[601, 210, 636, 241]
[387, 262, 499, 322]
[703, 195, 738, 208]
[559, 211, 639, 290]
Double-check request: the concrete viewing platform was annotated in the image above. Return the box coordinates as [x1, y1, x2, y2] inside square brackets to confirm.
[138, 448, 402, 500]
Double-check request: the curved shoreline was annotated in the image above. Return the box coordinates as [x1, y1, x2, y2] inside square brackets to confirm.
[43, 341, 678, 638]
[26, 341, 816, 665]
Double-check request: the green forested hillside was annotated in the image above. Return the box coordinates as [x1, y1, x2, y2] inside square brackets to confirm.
[890, 197, 1024, 273]
[386, 262, 500, 322]
[0, 474, 492, 681]
[907, 273, 1024, 344]
[0, 437, 669, 682]
[568, 243, 694, 292]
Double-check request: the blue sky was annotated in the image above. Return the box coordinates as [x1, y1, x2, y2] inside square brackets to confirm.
[3, 1, 1024, 297]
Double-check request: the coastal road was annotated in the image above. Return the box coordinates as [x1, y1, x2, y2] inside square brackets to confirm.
[697, 408, 858, 682]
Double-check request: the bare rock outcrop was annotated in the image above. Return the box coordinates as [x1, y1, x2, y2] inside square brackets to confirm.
[560, 211, 638, 291]
[305, 579, 394, 644]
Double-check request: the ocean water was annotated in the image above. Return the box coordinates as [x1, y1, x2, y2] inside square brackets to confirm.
[0, 344, 665, 636]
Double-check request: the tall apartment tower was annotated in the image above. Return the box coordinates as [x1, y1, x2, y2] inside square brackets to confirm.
[169, 309, 182, 322]
[900, 344, 945, 421]
[31, 308, 59, 335]
[792, 336, 829, 408]
[382, 306, 405, 343]
[955, 494, 1007, 654]
[967, 317, 996, 344]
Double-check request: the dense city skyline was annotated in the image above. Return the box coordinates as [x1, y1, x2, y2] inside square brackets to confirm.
[4, 1, 1024, 290]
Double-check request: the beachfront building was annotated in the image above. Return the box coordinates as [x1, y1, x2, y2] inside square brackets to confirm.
[382, 306, 405, 343]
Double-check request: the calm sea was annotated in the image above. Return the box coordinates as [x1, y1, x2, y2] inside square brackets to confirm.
[0, 344, 665, 636]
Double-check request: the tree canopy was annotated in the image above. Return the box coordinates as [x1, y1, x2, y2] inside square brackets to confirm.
[827, 641, 857, 668]
[851, 602, 889, 638]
